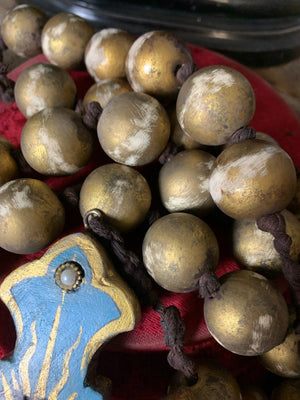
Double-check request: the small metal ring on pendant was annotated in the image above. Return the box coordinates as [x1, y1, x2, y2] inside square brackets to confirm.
[83, 208, 103, 229]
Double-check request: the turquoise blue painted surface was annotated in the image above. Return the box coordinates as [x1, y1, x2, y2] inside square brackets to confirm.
[0, 240, 122, 399]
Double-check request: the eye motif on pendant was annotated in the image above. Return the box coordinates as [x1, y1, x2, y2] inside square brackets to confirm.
[0, 232, 140, 400]
[55, 261, 84, 292]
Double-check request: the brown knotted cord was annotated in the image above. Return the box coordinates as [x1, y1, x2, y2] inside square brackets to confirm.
[0, 33, 15, 103]
[158, 142, 181, 164]
[228, 126, 256, 145]
[198, 271, 221, 299]
[84, 209, 197, 381]
[176, 62, 198, 86]
[257, 213, 300, 334]
[75, 100, 102, 131]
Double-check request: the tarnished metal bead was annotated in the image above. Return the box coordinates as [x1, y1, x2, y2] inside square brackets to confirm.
[97, 91, 170, 166]
[240, 384, 269, 400]
[166, 360, 241, 400]
[142, 212, 219, 293]
[209, 140, 297, 220]
[259, 310, 300, 378]
[80, 163, 151, 232]
[176, 65, 255, 145]
[0, 140, 18, 187]
[126, 30, 193, 101]
[1, 4, 48, 58]
[167, 104, 201, 150]
[159, 149, 216, 215]
[232, 209, 300, 277]
[41, 12, 94, 70]
[14, 63, 77, 118]
[82, 78, 132, 110]
[0, 178, 65, 254]
[204, 270, 289, 356]
[271, 379, 300, 400]
[20, 107, 94, 176]
[85, 28, 135, 81]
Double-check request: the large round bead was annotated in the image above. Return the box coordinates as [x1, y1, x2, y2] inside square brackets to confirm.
[79, 163, 151, 232]
[166, 360, 241, 400]
[259, 310, 300, 378]
[1, 4, 48, 58]
[209, 140, 297, 220]
[14, 63, 77, 118]
[85, 28, 134, 81]
[159, 149, 216, 215]
[0, 178, 65, 254]
[82, 78, 132, 110]
[232, 209, 300, 277]
[176, 65, 255, 145]
[0, 140, 19, 187]
[142, 212, 219, 293]
[125, 30, 193, 101]
[97, 91, 170, 166]
[20, 107, 94, 176]
[41, 12, 94, 70]
[204, 269, 289, 356]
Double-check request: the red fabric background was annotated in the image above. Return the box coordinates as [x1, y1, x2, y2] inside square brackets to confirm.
[0, 46, 299, 399]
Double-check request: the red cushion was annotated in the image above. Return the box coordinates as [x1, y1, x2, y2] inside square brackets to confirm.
[0, 46, 299, 399]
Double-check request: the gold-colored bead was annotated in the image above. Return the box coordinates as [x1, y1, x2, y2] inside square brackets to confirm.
[20, 107, 94, 176]
[176, 65, 255, 145]
[259, 309, 300, 378]
[79, 163, 152, 232]
[85, 28, 135, 81]
[167, 360, 241, 400]
[0, 142, 19, 187]
[232, 209, 300, 278]
[0, 178, 65, 254]
[14, 63, 77, 118]
[125, 30, 193, 101]
[158, 149, 216, 215]
[142, 212, 219, 293]
[167, 104, 202, 150]
[41, 12, 94, 70]
[204, 269, 289, 356]
[97, 91, 170, 166]
[271, 379, 300, 400]
[209, 140, 297, 220]
[82, 78, 132, 109]
[1, 4, 48, 58]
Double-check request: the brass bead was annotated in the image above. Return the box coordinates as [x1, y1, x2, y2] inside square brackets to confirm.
[259, 310, 300, 378]
[142, 212, 219, 293]
[85, 28, 135, 81]
[176, 65, 255, 145]
[0, 142, 19, 187]
[167, 360, 241, 400]
[41, 12, 94, 70]
[97, 91, 170, 166]
[125, 30, 193, 101]
[271, 379, 300, 400]
[167, 104, 202, 150]
[158, 149, 216, 215]
[20, 107, 94, 176]
[14, 63, 77, 118]
[79, 163, 151, 232]
[1, 4, 48, 58]
[204, 270, 289, 356]
[82, 78, 132, 109]
[232, 209, 300, 278]
[0, 178, 65, 254]
[209, 140, 297, 220]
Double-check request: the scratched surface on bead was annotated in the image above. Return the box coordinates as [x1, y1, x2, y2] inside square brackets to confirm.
[0, 232, 140, 399]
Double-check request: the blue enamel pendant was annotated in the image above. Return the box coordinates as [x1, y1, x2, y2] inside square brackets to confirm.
[0, 232, 141, 399]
